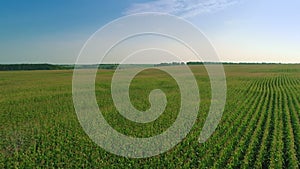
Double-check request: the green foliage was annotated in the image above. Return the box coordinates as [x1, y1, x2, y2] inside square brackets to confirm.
[0, 65, 299, 168]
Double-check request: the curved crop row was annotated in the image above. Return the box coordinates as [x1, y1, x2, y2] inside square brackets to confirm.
[197, 79, 263, 167]
[240, 77, 273, 168]
[268, 76, 284, 168]
[253, 78, 276, 168]
[216, 78, 271, 168]
[280, 75, 299, 167]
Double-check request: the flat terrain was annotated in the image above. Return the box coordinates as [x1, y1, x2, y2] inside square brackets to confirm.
[0, 65, 299, 168]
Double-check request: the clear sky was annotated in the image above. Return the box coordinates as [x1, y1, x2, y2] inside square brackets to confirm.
[0, 0, 299, 64]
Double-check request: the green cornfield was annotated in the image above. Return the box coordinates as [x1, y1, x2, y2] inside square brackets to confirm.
[0, 64, 299, 168]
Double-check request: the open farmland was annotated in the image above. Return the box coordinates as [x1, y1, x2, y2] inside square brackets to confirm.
[0, 64, 300, 168]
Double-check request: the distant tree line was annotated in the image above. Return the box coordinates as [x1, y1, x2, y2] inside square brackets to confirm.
[155, 62, 185, 66]
[0, 64, 68, 71]
[0, 64, 119, 71]
[0, 62, 289, 71]
[186, 62, 283, 65]
[74, 64, 119, 69]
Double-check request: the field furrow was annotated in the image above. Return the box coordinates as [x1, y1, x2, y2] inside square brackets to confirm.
[197, 79, 262, 166]
[280, 75, 300, 167]
[280, 77, 298, 168]
[253, 78, 276, 168]
[269, 76, 284, 168]
[217, 79, 271, 168]
[240, 78, 272, 168]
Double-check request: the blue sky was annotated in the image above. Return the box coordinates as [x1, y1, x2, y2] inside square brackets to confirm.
[0, 0, 299, 63]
